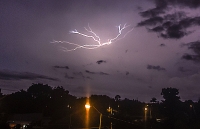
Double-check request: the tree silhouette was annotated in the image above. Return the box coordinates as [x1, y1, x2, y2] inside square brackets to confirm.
[2, 84, 200, 128]
[150, 97, 158, 103]
[0, 89, 3, 97]
[46, 86, 76, 119]
[161, 87, 180, 102]
[161, 87, 182, 128]
[1, 90, 33, 113]
[115, 95, 121, 101]
[27, 83, 52, 99]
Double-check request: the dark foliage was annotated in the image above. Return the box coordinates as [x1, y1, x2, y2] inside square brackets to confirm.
[0, 85, 200, 129]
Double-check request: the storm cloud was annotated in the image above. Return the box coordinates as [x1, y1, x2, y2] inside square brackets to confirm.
[85, 70, 109, 75]
[65, 73, 74, 79]
[138, 0, 200, 39]
[0, 70, 58, 81]
[53, 65, 69, 69]
[182, 41, 200, 62]
[147, 65, 166, 71]
[96, 60, 106, 64]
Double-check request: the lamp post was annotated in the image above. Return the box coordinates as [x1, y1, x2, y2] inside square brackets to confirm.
[66, 105, 72, 129]
[144, 107, 147, 122]
[107, 106, 113, 129]
[144, 107, 148, 129]
[85, 104, 102, 129]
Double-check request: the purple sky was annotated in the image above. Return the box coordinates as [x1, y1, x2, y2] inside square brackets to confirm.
[1, 0, 200, 102]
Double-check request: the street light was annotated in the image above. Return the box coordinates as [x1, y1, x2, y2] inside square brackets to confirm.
[144, 106, 148, 129]
[146, 104, 152, 119]
[85, 104, 102, 129]
[144, 107, 147, 122]
[107, 106, 113, 129]
[85, 104, 91, 109]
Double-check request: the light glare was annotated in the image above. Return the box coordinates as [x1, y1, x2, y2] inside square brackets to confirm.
[85, 104, 91, 109]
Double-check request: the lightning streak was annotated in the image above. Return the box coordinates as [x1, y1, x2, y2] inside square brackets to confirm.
[51, 24, 134, 51]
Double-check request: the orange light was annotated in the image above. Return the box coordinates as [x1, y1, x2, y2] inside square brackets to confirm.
[85, 104, 91, 109]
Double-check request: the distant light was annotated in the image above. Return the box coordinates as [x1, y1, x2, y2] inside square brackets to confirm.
[85, 104, 91, 109]
[156, 118, 161, 122]
[190, 105, 193, 108]
[145, 107, 147, 111]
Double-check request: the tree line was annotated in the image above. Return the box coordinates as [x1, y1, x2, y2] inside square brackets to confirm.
[0, 83, 200, 129]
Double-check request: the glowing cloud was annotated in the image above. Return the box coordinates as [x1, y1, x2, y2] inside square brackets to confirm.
[51, 23, 134, 51]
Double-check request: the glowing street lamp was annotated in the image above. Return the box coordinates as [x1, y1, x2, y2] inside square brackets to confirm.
[85, 104, 91, 109]
[144, 106, 148, 122]
[144, 106, 148, 129]
[85, 104, 102, 129]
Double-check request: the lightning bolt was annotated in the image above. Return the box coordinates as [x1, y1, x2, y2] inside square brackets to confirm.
[51, 23, 134, 51]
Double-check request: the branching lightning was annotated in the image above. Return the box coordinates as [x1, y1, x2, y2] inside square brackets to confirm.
[51, 24, 134, 51]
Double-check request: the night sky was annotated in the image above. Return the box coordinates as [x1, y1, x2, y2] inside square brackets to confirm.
[1, 0, 200, 102]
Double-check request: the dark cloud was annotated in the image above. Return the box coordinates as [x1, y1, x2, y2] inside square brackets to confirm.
[139, 0, 167, 18]
[180, 17, 200, 27]
[53, 65, 69, 69]
[174, 0, 200, 8]
[182, 54, 195, 60]
[140, 16, 200, 39]
[178, 67, 189, 72]
[160, 44, 166, 47]
[162, 21, 173, 28]
[85, 70, 95, 74]
[148, 26, 164, 32]
[138, 0, 200, 39]
[73, 72, 84, 77]
[147, 65, 166, 71]
[96, 60, 106, 64]
[73, 72, 92, 80]
[85, 70, 109, 75]
[164, 12, 187, 21]
[85, 76, 92, 80]
[126, 71, 130, 75]
[155, 0, 200, 10]
[187, 41, 200, 55]
[137, 17, 163, 26]
[0, 70, 58, 81]
[182, 54, 200, 61]
[136, 6, 143, 11]
[182, 41, 200, 62]
[65, 73, 74, 79]
[154, 0, 168, 8]
[139, 7, 165, 18]
[99, 72, 109, 75]
[160, 24, 188, 39]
